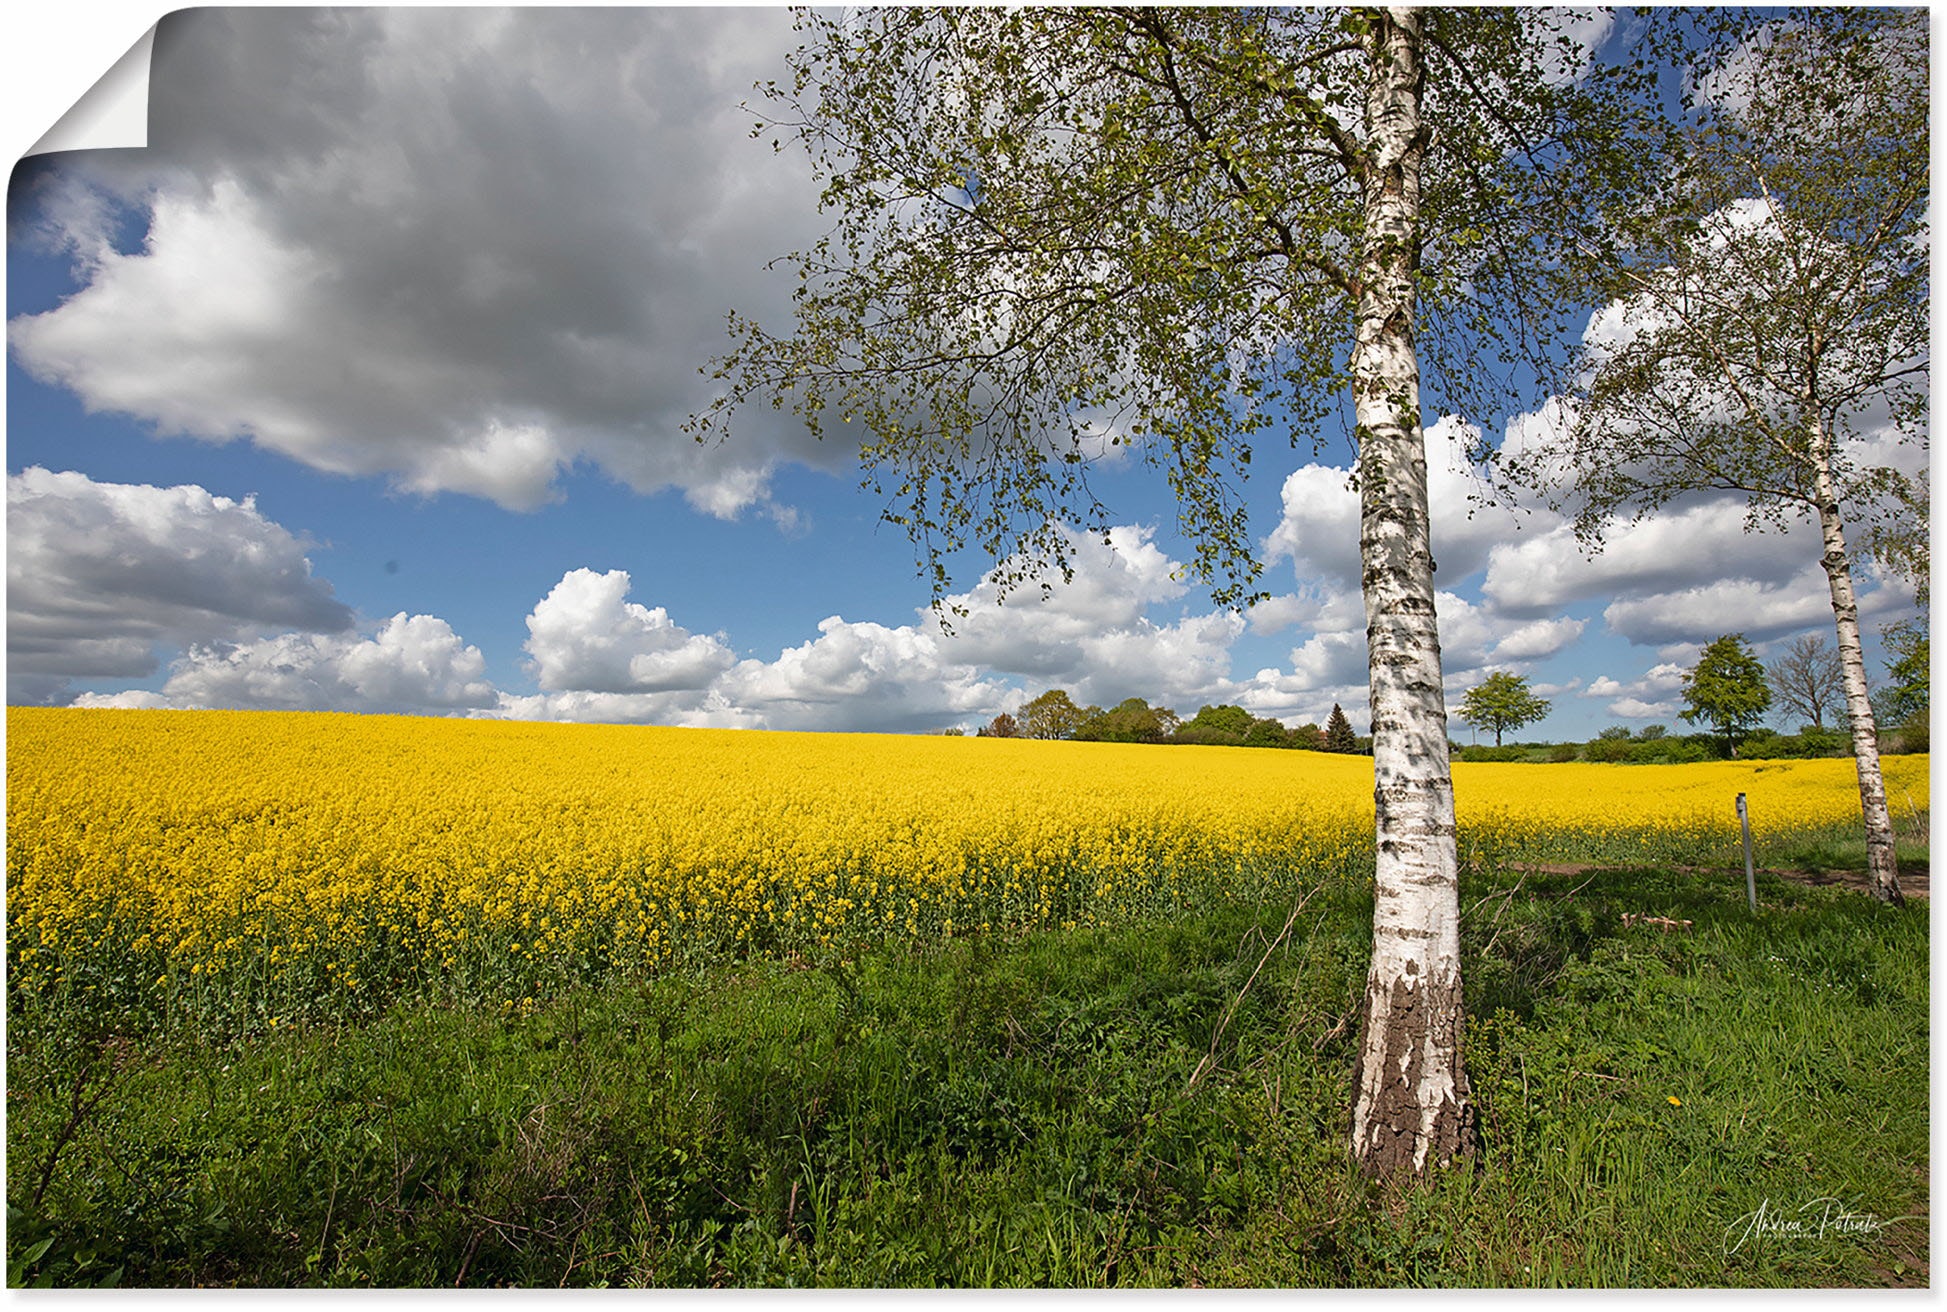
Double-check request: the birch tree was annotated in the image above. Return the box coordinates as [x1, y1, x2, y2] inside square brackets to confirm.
[1505, 8, 1926, 904]
[693, 6, 1665, 1177]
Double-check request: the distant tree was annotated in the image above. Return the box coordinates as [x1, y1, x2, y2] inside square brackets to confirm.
[1287, 723, 1325, 752]
[1596, 725, 1633, 741]
[1075, 698, 1176, 745]
[1638, 724, 1667, 741]
[1185, 704, 1254, 741]
[1768, 634, 1844, 732]
[1243, 717, 1291, 750]
[1681, 635, 1772, 756]
[977, 712, 1022, 739]
[1456, 672, 1552, 747]
[1323, 704, 1359, 754]
[1018, 689, 1088, 741]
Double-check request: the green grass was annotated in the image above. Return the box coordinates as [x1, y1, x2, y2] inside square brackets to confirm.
[7, 864, 1927, 1288]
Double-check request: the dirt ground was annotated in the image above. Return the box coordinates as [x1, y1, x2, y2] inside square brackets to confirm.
[1770, 863, 1928, 900]
[1521, 861, 1929, 900]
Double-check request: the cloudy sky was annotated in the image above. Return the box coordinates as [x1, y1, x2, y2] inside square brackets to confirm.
[4, 6, 1925, 737]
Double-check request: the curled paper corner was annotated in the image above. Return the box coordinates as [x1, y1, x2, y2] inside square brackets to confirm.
[24, 23, 156, 158]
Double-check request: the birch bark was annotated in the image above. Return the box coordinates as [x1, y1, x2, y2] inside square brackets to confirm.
[1347, 6, 1474, 1177]
[1810, 421, 1904, 905]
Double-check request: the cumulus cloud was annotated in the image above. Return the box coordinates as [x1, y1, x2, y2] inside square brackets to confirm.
[938, 525, 1188, 672]
[489, 688, 718, 725]
[1599, 564, 1845, 647]
[1475, 488, 1918, 652]
[1577, 661, 1691, 721]
[7, 466, 352, 701]
[704, 616, 1013, 734]
[9, 8, 835, 518]
[1491, 616, 1589, 662]
[78, 613, 497, 713]
[1481, 497, 1815, 615]
[908, 524, 1247, 710]
[688, 524, 1244, 731]
[523, 568, 735, 693]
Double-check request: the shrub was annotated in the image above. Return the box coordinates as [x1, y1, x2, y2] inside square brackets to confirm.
[1583, 736, 1633, 763]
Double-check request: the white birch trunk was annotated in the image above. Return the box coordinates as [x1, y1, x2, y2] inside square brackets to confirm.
[1809, 426, 1904, 904]
[1346, 6, 1474, 1178]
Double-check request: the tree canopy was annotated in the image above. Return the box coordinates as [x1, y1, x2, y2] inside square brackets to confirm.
[1681, 634, 1772, 755]
[696, 7, 1667, 614]
[1504, 8, 1928, 560]
[1018, 689, 1089, 741]
[1457, 672, 1552, 747]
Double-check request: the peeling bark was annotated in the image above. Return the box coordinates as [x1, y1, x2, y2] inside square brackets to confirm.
[1347, 6, 1475, 1178]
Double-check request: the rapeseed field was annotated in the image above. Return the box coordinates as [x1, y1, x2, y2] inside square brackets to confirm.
[6, 707, 1926, 1032]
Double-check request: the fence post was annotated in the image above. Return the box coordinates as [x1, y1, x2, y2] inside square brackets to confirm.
[1736, 792, 1756, 914]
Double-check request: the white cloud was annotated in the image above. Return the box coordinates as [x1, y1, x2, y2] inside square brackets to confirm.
[523, 568, 735, 693]
[1599, 564, 1841, 647]
[10, 8, 834, 518]
[708, 616, 1013, 734]
[1606, 697, 1677, 720]
[117, 613, 496, 713]
[1578, 661, 1689, 721]
[489, 688, 716, 725]
[1491, 616, 1588, 662]
[7, 466, 352, 702]
[1482, 497, 1814, 615]
[1283, 627, 1369, 695]
[924, 524, 1243, 709]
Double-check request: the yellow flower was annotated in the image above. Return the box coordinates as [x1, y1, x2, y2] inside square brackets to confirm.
[4, 705, 1927, 1031]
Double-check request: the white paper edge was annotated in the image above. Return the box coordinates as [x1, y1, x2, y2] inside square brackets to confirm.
[23, 23, 156, 158]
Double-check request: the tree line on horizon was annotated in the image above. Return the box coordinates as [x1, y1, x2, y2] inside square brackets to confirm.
[968, 689, 1367, 752]
[972, 623, 1930, 763]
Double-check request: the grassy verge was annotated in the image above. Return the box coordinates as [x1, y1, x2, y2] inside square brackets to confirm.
[7, 864, 1927, 1288]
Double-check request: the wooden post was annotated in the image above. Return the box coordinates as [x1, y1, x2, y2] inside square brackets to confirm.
[1736, 792, 1756, 914]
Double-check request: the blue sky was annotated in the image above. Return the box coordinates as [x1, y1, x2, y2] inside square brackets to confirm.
[4, 6, 1927, 738]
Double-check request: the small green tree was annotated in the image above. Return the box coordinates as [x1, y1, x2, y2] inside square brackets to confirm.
[1018, 689, 1088, 741]
[1681, 635, 1772, 756]
[1324, 704, 1359, 754]
[1456, 672, 1552, 748]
